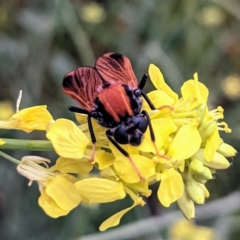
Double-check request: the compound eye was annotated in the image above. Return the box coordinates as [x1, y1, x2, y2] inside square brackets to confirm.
[130, 131, 143, 146]
[133, 89, 141, 97]
[114, 125, 129, 144]
[131, 116, 148, 133]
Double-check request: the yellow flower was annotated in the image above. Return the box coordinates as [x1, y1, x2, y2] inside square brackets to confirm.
[170, 219, 216, 240]
[0, 101, 14, 120]
[0, 105, 53, 132]
[17, 156, 81, 218]
[74, 170, 149, 231]
[181, 73, 231, 160]
[148, 64, 235, 220]
[11, 62, 235, 232]
[98, 170, 148, 231]
[80, 2, 106, 24]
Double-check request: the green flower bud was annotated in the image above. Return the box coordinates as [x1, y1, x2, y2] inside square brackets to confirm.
[193, 104, 207, 125]
[201, 167, 213, 180]
[186, 179, 205, 204]
[217, 142, 237, 157]
[177, 188, 195, 220]
[193, 174, 207, 184]
[194, 149, 230, 169]
[189, 159, 204, 174]
[198, 121, 216, 141]
[194, 166, 213, 181]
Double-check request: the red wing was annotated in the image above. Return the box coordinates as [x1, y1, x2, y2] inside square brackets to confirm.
[95, 52, 138, 88]
[62, 67, 103, 112]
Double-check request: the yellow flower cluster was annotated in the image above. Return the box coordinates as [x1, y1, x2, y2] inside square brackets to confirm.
[0, 64, 236, 231]
[170, 219, 215, 240]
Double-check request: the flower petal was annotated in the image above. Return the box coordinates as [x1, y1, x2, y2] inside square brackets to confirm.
[95, 150, 115, 170]
[46, 119, 90, 159]
[99, 202, 137, 231]
[114, 155, 155, 183]
[45, 175, 81, 210]
[109, 141, 139, 158]
[0, 106, 53, 132]
[148, 64, 178, 101]
[158, 168, 184, 207]
[167, 124, 201, 160]
[142, 90, 175, 111]
[38, 191, 70, 218]
[204, 126, 222, 161]
[51, 157, 93, 174]
[181, 74, 209, 107]
[151, 118, 177, 142]
[75, 178, 126, 203]
[0, 139, 5, 145]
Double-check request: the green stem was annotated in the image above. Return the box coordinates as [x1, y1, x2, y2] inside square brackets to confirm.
[0, 138, 54, 151]
[0, 151, 20, 164]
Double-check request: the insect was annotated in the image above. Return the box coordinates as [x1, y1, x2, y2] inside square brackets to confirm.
[62, 52, 156, 180]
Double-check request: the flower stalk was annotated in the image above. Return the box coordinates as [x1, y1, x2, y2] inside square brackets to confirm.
[0, 151, 20, 164]
[0, 138, 54, 152]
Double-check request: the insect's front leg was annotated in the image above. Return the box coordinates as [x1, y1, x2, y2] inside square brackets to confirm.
[68, 106, 96, 163]
[141, 110, 170, 161]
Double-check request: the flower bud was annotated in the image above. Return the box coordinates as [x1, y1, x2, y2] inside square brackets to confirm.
[177, 188, 195, 220]
[194, 149, 230, 169]
[195, 166, 213, 180]
[193, 104, 207, 125]
[186, 179, 205, 204]
[193, 174, 207, 184]
[202, 184, 210, 198]
[217, 142, 237, 157]
[189, 159, 204, 174]
[201, 167, 213, 180]
[198, 121, 216, 141]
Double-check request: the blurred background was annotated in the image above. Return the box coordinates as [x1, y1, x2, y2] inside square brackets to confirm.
[0, 0, 240, 239]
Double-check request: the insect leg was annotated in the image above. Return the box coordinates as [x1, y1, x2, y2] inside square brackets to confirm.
[141, 110, 155, 143]
[68, 106, 96, 163]
[141, 91, 155, 110]
[138, 74, 156, 110]
[141, 110, 170, 160]
[68, 106, 89, 115]
[106, 130, 144, 181]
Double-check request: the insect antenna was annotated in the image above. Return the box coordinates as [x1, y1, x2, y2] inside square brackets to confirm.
[138, 73, 148, 90]
[138, 74, 155, 110]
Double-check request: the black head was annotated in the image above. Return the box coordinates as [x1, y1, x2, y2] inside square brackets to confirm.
[113, 114, 148, 146]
